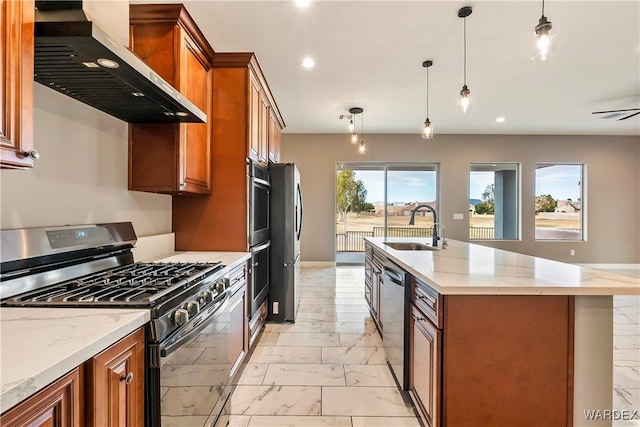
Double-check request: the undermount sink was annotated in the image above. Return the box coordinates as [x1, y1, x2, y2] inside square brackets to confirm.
[383, 242, 440, 251]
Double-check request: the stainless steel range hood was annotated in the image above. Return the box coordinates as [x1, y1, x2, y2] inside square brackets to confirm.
[34, 1, 206, 123]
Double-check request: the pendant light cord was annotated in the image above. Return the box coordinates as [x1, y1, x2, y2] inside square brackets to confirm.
[541, 0, 545, 15]
[426, 67, 430, 117]
[361, 110, 364, 139]
[463, 17, 467, 85]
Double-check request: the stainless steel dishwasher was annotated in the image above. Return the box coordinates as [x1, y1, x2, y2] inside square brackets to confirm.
[381, 258, 410, 391]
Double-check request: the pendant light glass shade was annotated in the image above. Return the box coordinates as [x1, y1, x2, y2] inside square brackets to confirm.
[422, 118, 433, 139]
[533, 1, 554, 61]
[348, 119, 355, 133]
[458, 7, 472, 113]
[351, 133, 358, 144]
[421, 60, 434, 139]
[346, 107, 366, 153]
[358, 139, 366, 154]
[459, 84, 471, 113]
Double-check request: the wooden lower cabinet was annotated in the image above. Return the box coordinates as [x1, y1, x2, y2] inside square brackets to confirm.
[0, 368, 81, 427]
[85, 328, 145, 427]
[409, 305, 441, 427]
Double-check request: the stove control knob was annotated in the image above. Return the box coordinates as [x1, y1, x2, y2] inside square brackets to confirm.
[202, 290, 215, 304]
[187, 300, 200, 316]
[174, 308, 189, 326]
[215, 281, 225, 293]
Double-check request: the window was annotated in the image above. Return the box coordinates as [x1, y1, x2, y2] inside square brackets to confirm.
[469, 163, 519, 240]
[535, 164, 584, 240]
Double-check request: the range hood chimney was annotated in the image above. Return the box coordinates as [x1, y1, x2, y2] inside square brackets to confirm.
[34, 1, 206, 123]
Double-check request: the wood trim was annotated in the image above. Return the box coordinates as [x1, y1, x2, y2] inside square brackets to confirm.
[566, 296, 575, 427]
[129, 4, 215, 62]
[212, 52, 285, 129]
[0, 368, 81, 426]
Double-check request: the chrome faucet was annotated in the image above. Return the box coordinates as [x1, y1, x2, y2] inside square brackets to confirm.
[434, 222, 447, 249]
[408, 204, 439, 247]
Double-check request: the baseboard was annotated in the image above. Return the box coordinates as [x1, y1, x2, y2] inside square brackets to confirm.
[576, 263, 640, 269]
[300, 261, 336, 267]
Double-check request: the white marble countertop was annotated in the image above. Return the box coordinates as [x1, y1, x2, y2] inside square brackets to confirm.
[150, 251, 250, 270]
[0, 308, 150, 412]
[365, 237, 640, 296]
[0, 251, 249, 414]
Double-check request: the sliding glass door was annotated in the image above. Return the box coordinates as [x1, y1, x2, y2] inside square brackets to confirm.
[335, 163, 438, 262]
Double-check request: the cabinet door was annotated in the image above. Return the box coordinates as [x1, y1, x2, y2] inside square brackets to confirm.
[229, 287, 247, 377]
[86, 328, 145, 427]
[248, 75, 261, 162]
[410, 306, 441, 427]
[1, 0, 35, 169]
[268, 109, 281, 163]
[178, 27, 211, 194]
[0, 368, 81, 427]
[258, 95, 269, 164]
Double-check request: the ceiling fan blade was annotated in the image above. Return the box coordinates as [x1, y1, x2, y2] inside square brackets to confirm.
[592, 108, 640, 115]
[618, 111, 640, 120]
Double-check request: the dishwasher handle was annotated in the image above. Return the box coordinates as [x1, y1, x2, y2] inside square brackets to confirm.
[383, 261, 406, 286]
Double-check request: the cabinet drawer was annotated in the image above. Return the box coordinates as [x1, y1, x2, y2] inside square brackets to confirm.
[364, 282, 372, 306]
[249, 299, 267, 348]
[412, 279, 442, 329]
[228, 262, 247, 290]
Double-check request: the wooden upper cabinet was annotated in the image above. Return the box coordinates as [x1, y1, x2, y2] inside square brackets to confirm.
[128, 4, 213, 195]
[85, 328, 145, 427]
[0, 368, 82, 427]
[1, 0, 35, 169]
[249, 74, 261, 163]
[268, 108, 282, 163]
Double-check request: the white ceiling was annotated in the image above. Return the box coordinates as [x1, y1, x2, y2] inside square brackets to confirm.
[135, 0, 640, 136]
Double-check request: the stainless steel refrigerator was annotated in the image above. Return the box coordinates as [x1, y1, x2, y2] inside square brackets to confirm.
[268, 163, 302, 322]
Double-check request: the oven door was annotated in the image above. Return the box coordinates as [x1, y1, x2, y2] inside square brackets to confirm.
[249, 240, 270, 316]
[249, 163, 270, 247]
[148, 290, 234, 426]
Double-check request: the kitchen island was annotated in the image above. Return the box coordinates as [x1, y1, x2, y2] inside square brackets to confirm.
[364, 237, 639, 427]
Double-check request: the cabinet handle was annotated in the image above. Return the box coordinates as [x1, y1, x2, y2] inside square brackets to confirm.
[254, 262, 259, 267]
[22, 150, 40, 160]
[417, 295, 427, 301]
[414, 316, 425, 322]
[120, 372, 134, 385]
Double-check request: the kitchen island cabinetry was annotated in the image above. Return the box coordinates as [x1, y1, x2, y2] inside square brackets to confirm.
[1, 0, 35, 169]
[363, 237, 640, 427]
[128, 4, 213, 195]
[409, 304, 441, 427]
[85, 328, 145, 427]
[364, 242, 383, 332]
[0, 368, 81, 427]
[172, 52, 284, 252]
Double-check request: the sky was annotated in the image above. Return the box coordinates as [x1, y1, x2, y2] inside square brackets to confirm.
[351, 165, 581, 204]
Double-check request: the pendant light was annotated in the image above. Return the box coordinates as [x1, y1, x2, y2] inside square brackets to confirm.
[348, 107, 362, 144]
[358, 109, 366, 154]
[534, 0, 553, 61]
[421, 60, 434, 139]
[458, 6, 472, 113]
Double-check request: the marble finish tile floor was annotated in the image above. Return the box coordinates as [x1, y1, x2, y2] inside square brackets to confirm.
[230, 266, 421, 427]
[226, 266, 639, 427]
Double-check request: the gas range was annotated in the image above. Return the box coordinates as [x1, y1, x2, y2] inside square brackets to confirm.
[0, 223, 229, 343]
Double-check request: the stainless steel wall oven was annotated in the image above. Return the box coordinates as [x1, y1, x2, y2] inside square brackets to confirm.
[0, 223, 240, 426]
[248, 160, 270, 248]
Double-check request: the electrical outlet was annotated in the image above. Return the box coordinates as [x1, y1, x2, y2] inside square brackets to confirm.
[453, 213, 464, 220]
[570, 249, 575, 256]
[273, 301, 279, 314]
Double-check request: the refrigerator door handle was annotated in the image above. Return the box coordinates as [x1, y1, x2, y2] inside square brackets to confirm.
[296, 183, 303, 240]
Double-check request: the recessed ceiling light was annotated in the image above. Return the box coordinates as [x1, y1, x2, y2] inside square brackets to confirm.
[302, 57, 315, 69]
[496, 117, 506, 123]
[294, 0, 311, 7]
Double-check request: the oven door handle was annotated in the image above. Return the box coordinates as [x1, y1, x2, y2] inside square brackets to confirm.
[159, 291, 231, 357]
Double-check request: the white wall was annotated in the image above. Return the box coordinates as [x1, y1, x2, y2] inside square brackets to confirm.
[281, 133, 640, 264]
[0, 85, 172, 237]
